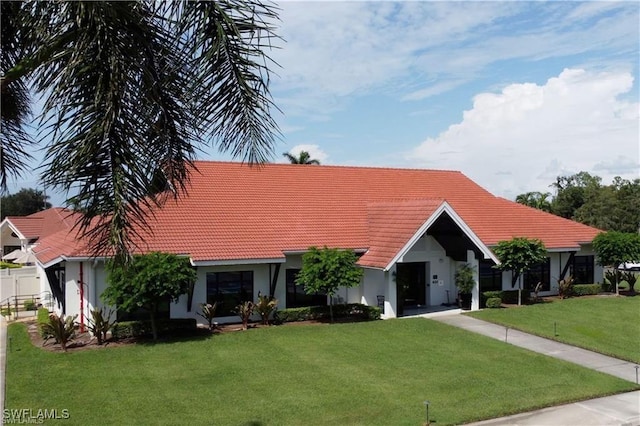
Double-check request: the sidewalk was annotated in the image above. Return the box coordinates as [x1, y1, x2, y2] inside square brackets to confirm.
[422, 312, 640, 425]
[430, 314, 639, 383]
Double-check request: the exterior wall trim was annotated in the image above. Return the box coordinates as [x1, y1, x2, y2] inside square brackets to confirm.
[384, 201, 497, 271]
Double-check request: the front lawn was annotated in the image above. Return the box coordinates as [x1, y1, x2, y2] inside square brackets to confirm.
[469, 296, 640, 363]
[6, 318, 637, 425]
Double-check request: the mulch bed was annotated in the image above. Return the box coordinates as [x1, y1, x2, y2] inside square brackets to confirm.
[19, 316, 368, 353]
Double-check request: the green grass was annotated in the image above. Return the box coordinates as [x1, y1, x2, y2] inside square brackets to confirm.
[469, 296, 640, 363]
[6, 318, 637, 426]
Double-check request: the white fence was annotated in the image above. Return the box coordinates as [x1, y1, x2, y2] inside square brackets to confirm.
[0, 266, 40, 302]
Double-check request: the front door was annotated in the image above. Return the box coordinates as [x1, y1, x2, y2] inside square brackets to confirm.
[396, 262, 427, 314]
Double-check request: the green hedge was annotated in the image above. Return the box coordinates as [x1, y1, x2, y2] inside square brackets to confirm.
[37, 308, 51, 338]
[111, 318, 197, 339]
[274, 303, 381, 324]
[573, 284, 601, 296]
[502, 290, 530, 304]
[481, 291, 503, 307]
[486, 298, 502, 309]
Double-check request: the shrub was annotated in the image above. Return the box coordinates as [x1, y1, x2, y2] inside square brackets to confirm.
[197, 303, 218, 331]
[572, 284, 601, 297]
[235, 301, 255, 330]
[0, 261, 22, 269]
[620, 271, 637, 293]
[111, 318, 197, 340]
[0, 307, 11, 317]
[481, 291, 503, 307]
[23, 299, 37, 311]
[87, 308, 115, 345]
[486, 298, 502, 308]
[558, 276, 575, 299]
[274, 303, 380, 324]
[455, 263, 475, 294]
[255, 293, 278, 325]
[37, 308, 51, 338]
[502, 290, 530, 305]
[40, 313, 78, 351]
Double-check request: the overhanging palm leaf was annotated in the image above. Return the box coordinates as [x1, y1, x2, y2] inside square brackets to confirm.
[1, 1, 280, 263]
[0, 2, 35, 189]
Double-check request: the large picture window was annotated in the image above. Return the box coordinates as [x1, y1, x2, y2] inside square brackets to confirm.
[571, 255, 594, 284]
[479, 261, 502, 292]
[286, 269, 326, 308]
[524, 258, 551, 291]
[206, 271, 254, 317]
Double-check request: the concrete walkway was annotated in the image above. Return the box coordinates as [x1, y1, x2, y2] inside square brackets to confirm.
[420, 312, 640, 425]
[431, 314, 639, 383]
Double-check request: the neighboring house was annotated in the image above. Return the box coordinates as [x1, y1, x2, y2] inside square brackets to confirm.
[1, 162, 602, 326]
[0, 208, 83, 307]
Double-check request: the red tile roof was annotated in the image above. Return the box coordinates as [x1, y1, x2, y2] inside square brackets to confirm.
[5, 208, 79, 240]
[28, 161, 600, 268]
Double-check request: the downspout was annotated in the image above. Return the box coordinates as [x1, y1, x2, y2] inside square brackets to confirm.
[79, 262, 85, 332]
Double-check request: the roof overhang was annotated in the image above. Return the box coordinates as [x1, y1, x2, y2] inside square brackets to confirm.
[1, 218, 28, 240]
[282, 248, 368, 256]
[384, 201, 497, 271]
[190, 257, 286, 267]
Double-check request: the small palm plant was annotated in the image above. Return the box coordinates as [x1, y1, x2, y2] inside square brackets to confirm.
[87, 308, 115, 345]
[558, 275, 575, 299]
[197, 302, 218, 331]
[41, 313, 78, 352]
[254, 293, 278, 325]
[235, 301, 255, 330]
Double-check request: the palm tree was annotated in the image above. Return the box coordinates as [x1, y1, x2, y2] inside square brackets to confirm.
[282, 151, 321, 165]
[515, 191, 552, 212]
[0, 1, 280, 263]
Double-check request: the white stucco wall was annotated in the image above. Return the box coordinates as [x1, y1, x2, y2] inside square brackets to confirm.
[398, 235, 456, 307]
[173, 263, 272, 325]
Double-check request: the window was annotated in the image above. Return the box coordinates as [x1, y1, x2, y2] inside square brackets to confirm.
[286, 269, 326, 308]
[206, 271, 254, 317]
[571, 255, 594, 284]
[3, 245, 20, 256]
[524, 258, 551, 291]
[479, 261, 502, 292]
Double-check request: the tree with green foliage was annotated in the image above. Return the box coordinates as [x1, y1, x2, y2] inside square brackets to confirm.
[282, 151, 321, 165]
[592, 231, 640, 295]
[517, 173, 639, 233]
[493, 237, 547, 305]
[515, 191, 552, 212]
[550, 172, 602, 220]
[102, 252, 197, 340]
[296, 247, 363, 323]
[1, 1, 280, 264]
[1, 188, 51, 220]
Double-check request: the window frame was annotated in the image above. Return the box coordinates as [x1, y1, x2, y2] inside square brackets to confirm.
[523, 257, 551, 291]
[206, 271, 254, 317]
[285, 269, 327, 308]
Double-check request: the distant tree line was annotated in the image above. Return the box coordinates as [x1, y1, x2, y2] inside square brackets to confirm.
[515, 172, 640, 233]
[1, 188, 51, 220]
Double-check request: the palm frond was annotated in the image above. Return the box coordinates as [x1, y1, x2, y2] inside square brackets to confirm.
[180, 0, 281, 164]
[34, 2, 196, 262]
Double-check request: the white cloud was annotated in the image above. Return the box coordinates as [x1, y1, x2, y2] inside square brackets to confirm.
[271, 2, 639, 118]
[408, 69, 640, 199]
[280, 144, 329, 164]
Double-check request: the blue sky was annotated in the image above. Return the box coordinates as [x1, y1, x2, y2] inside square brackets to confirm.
[8, 1, 640, 206]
